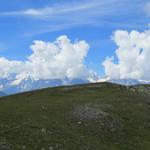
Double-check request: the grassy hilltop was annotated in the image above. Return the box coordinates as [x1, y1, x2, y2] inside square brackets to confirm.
[0, 82, 150, 150]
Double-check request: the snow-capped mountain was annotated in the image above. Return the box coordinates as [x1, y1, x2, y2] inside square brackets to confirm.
[0, 91, 6, 97]
[0, 77, 89, 95]
[0, 76, 149, 95]
[98, 77, 150, 85]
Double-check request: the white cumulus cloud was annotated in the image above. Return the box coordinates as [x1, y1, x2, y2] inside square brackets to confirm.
[0, 36, 98, 84]
[0, 57, 23, 78]
[103, 30, 150, 80]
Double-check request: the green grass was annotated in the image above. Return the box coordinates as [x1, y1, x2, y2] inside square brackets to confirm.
[0, 82, 150, 150]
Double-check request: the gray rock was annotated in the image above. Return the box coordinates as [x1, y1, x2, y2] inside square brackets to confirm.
[0, 143, 12, 150]
[73, 104, 108, 121]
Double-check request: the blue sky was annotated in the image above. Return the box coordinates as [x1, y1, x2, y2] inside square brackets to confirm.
[0, 0, 150, 78]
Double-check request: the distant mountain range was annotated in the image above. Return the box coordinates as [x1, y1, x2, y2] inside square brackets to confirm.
[0, 91, 6, 97]
[100, 78, 150, 85]
[0, 77, 89, 95]
[0, 76, 149, 95]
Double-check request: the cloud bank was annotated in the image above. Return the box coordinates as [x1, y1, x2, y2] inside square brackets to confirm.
[0, 36, 97, 85]
[1, 30, 150, 84]
[103, 30, 150, 80]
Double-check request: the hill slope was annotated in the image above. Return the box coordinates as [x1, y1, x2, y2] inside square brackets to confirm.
[0, 82, 150, 150]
